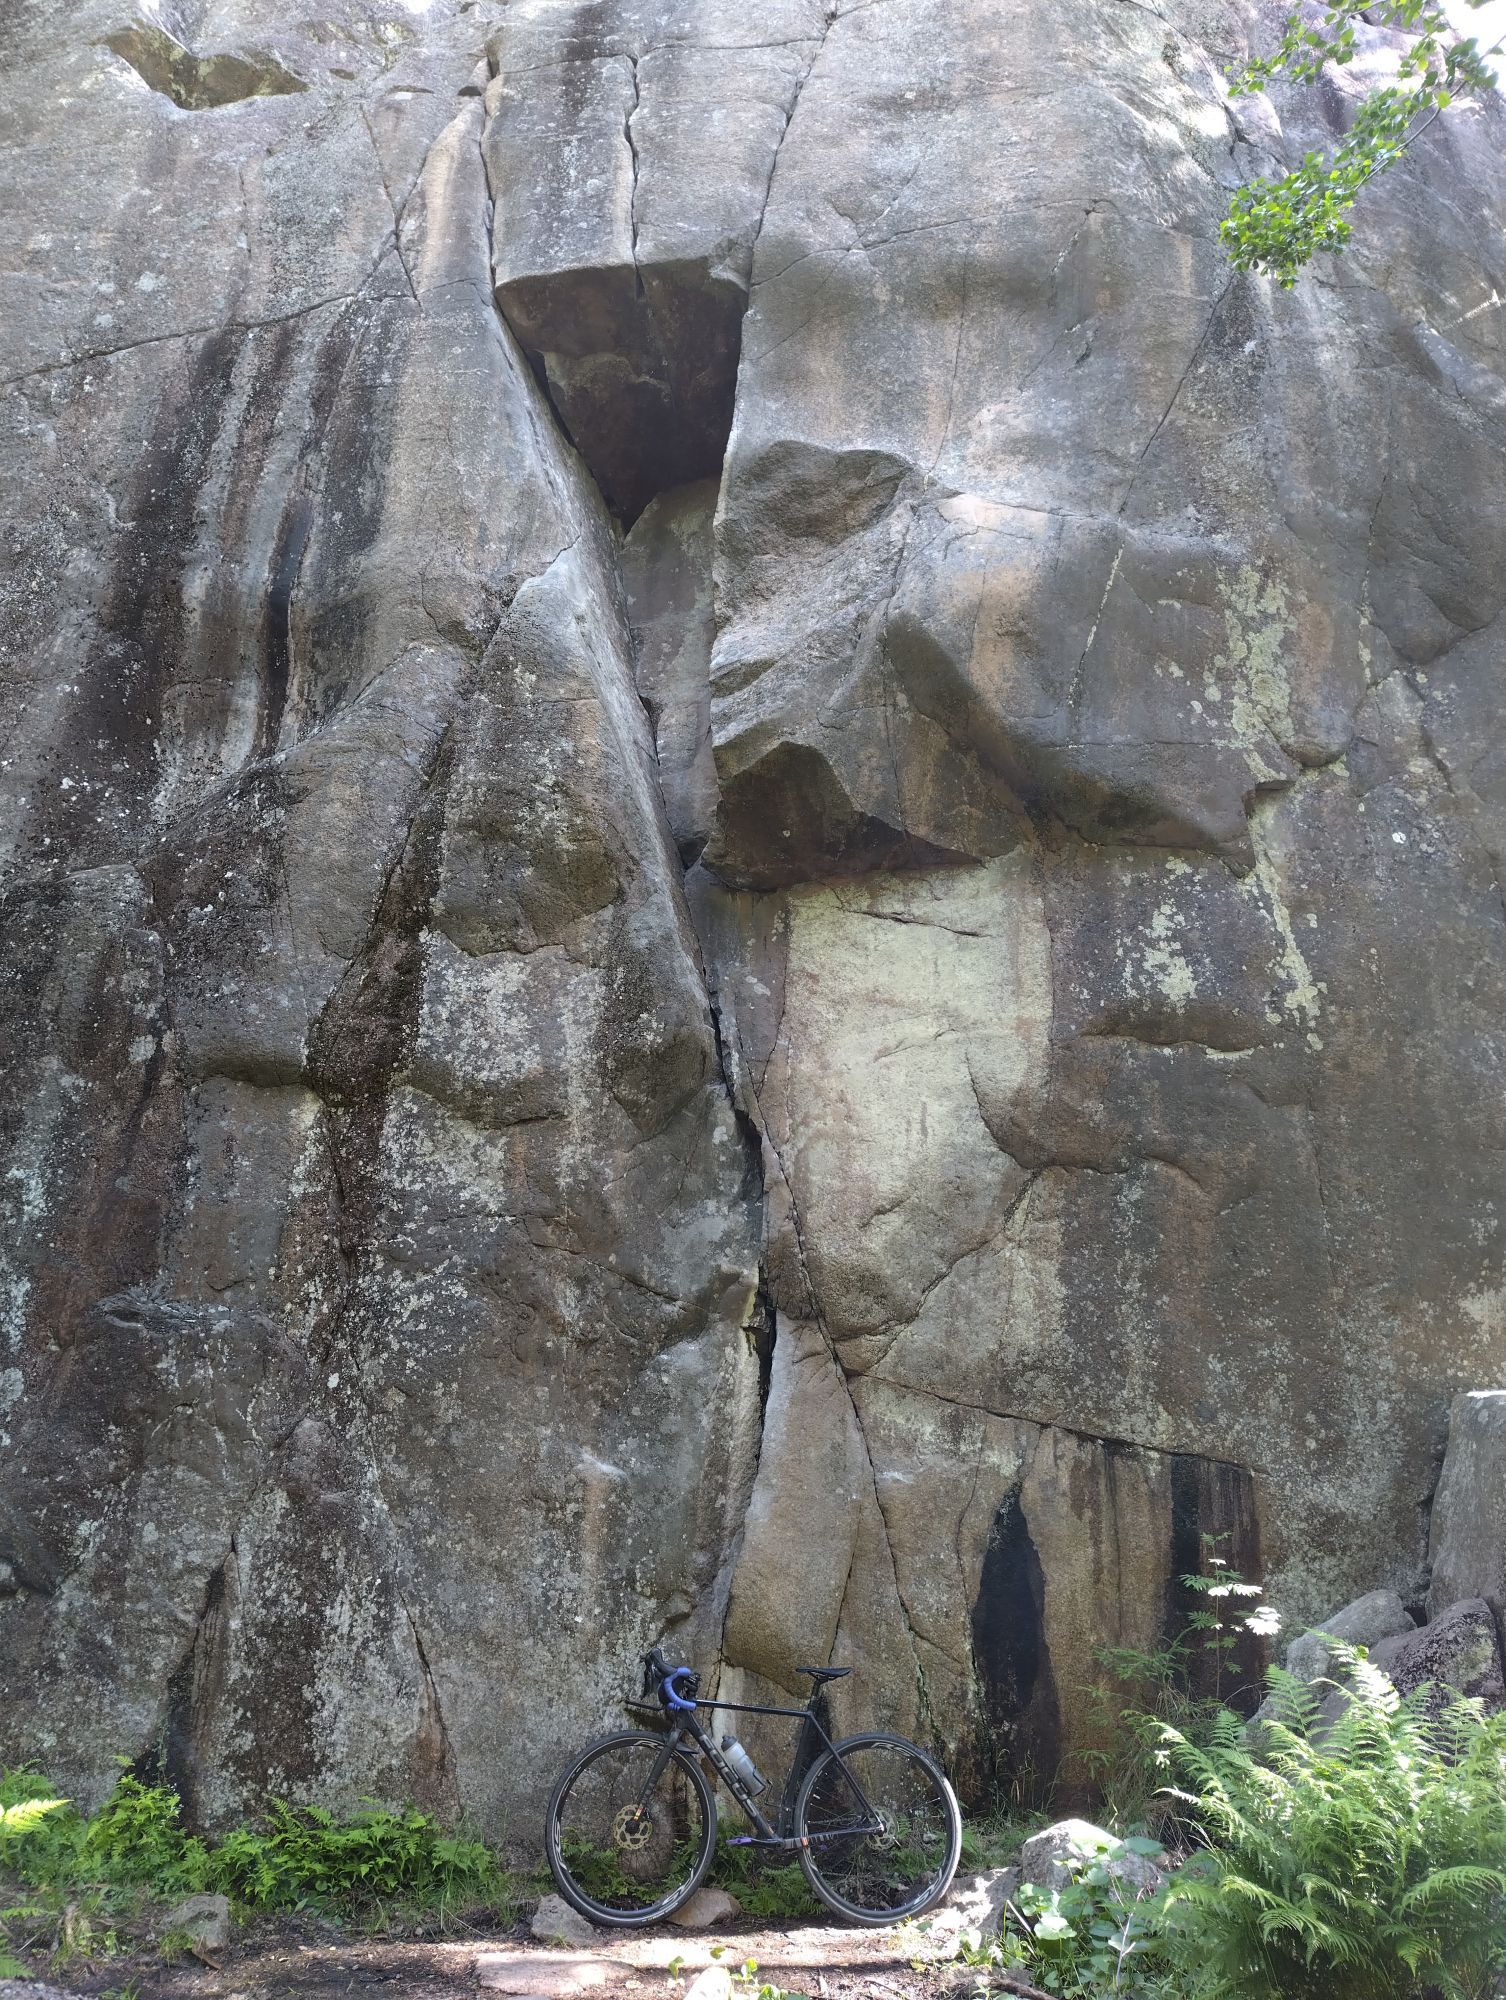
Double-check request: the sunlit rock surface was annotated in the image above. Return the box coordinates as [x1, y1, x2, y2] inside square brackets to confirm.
[1, 0, 1504, 1830]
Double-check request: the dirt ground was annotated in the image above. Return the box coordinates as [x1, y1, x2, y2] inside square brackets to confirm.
[0, 1911, 970, 2000]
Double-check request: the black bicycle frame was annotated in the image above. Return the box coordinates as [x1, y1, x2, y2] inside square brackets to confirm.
[626, 1690, 882, 1851]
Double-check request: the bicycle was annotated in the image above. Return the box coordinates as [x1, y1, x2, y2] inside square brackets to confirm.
[544, 1647, 961, 1928]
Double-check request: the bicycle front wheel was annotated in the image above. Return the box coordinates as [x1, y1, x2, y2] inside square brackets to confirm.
[545, 1730, 716, 1926]
[795, 1732, 961, 1925]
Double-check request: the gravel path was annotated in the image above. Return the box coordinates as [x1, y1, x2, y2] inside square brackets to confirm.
[0, 1914, 969, 2000]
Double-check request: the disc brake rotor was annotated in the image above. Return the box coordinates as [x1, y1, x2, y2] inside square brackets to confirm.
[612, 1803, 654, 1852]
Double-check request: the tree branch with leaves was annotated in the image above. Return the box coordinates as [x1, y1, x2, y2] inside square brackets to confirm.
[1222, 0, 1503, 285]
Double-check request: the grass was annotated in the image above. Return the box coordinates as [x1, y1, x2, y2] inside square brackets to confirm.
[958, 1808, 1036, 1875]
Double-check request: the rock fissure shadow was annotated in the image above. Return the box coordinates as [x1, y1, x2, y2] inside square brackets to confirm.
[102, 22, 308, 111]
[969, 1492, 1062, 1811]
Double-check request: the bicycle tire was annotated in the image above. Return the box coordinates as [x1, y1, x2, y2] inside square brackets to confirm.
[545, 1729, 717, 1927]
[794, 1732, 961, 1926]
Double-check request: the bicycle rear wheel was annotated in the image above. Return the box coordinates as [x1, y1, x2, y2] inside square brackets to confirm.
[794, 1733, 961, 1925]
[545, 1730, 716, 1926]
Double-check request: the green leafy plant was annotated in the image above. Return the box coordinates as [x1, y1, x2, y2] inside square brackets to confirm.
[0, 1770, 87, 1887]
[708, 1833, 821, 1920]
[1082, 1541, 1279, 1826]
[0, 1766, 510, 1942]
[1, 1766, 211, 1896]
[1180, 1557, 1281, 1706]
[1151, 1645, 1506, 1999]
[729, 1954, 809, 2000]
[1223, 0, 1503, 284]
[80, 1774, 211, 1893]
[962, 1828, 1173, 2000]
[553, 1830, 638, 1906]
[208, 1799, 503, 1915]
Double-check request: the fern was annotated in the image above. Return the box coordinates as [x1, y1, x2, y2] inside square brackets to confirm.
[203, 1799, 503, 1914]
[0, 1770, 87, 1886]
[0, 1799, 66, 1838]
[0, 1770, 506, 1921]
[1150, 1644, 1506, 1999]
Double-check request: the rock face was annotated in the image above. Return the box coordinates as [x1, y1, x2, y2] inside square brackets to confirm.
[2, 0, 1505, 1836]
[1428, 1391, 1506, 1622]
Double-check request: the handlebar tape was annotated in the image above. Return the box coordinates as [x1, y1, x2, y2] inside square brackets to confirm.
[663, 1667, 697, 1712]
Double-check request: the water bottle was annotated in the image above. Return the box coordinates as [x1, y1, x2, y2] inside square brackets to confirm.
[719, 1734, 767, 1795]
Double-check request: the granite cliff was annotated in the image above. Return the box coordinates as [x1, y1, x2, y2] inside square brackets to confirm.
[2, 0, 1504, 1831]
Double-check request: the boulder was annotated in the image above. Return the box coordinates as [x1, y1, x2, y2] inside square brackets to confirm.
[1253, 1587, 1417, 1721]
[1372, 1598, 1506, 1712]
[1017, 1821, 1165, 1898]
[926, 1868, 1019, 1943]
[1428, 1392, 1506, 1622]
[163, 1892, 230, 1954]
[668, 1887, 742, 1931]
[1282, 1590, 1417, 1686]
[529, 1895, 606, 1950]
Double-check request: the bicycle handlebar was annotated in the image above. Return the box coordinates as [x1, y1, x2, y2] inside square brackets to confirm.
[640, 1646, 697, 1712]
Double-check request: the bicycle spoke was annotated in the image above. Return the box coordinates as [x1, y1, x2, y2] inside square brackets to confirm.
[549, 1734, 713, 1922]
[797, 1736, 960, 1923]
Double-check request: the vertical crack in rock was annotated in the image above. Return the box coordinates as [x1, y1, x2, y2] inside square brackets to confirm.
[703, 990, 778, 1654]
[749, 4, 838, 267]
[1069, 546, 1123, 728]
[477, 123, 588, 470]
[757, 1093, 934, 1725]
[303, 711, 460, 1377]
[399, 1590, 459, 1809]
[1115, 274, 1235, 523]
[360, 107, 420, 303]
[476, 92, 776, 1700]
[486, 6, 837, 523]
[623, 54, 643, 293]
[859, 1420, 945, 1744]
[152, 1540, 241, 1823]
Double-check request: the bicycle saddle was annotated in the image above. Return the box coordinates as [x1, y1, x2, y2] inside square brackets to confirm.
[796, 1665, 852, 1682]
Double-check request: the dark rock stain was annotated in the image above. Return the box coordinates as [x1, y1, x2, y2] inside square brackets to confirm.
[255, 302, 376, 755]
[1167, 1453, 1266, 1711]
[969, 1491, 1062, 1809]
[284, 305, 408, 738]
[32, 329, 243, 870]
